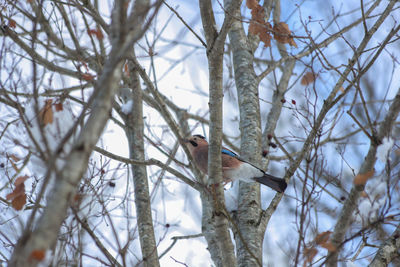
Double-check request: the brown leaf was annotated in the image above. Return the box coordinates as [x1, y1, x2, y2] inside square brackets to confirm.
[6, 183, 24, 200]
[82, 73, 95, 81]
[273, 22, 297, 47]
[320, 241, 337, 252]
[87, 28, 104, 40]
[301, 72, 316, 86]
[315, 231, 331, 245]
[354, 170, 374, 185]
[54, 102, 63, 111]
[246, 0, 259, 9]
[30, 250, 46, 261]
[303, 246, 318, 265]
[8, 19, 16, 28]
[12, 193, 26, 210]
[124, 62, 130, 77]
[339, 86, 345, 93]
[6, 176, 28, 210]
[39, 99, 54, 126]
[248, 5, 272, 48]
[15, 175, 29, 186]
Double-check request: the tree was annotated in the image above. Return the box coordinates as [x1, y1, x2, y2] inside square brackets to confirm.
[0, 0, 399, 266]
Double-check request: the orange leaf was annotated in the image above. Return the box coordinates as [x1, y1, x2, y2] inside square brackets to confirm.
[273, 22, 297, 47]
[303, 246, 317, 264]
[315, 231, 331, 245]
[30, 250, 46, 261]
[12, 193, 26, 210]
[320, 241, 337, 252]
[54, 102, 63, 111]
[6, 183, 25, 200]
[88, 28, 104, 40]
[354, 170, 374, 185]
[39, 99, 54, 126]
[15, 175, 29, 186]
[248, 5, 272, 48]
[8, 19, 16, 28]
[82, 73, 95, 81]
[6, 175, 28, 210]
[301, 72, 316, 86]
[246, 0, 259, 9]
[124, 62, 130, 77]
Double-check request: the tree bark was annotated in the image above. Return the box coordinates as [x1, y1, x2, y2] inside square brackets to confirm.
[369, 224, 400, 267]
[227, 6, 263, 266]
[124, 54, 160, 266]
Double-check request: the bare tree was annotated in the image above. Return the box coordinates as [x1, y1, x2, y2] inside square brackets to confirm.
[0, 0, 399, 266]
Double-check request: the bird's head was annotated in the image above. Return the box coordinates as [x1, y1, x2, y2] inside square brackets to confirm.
[184, 135, 208, 154]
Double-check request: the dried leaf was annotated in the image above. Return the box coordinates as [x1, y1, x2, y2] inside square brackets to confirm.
[246, 0, 259, 9]
[320, 241, 337, 252]
[315, 231, 331, 245]
[39, 99, 54, 126]
[82, 73, 95, 81]
[8, 19, 16, 28]
[354, 170, 374, 185]
[339, 86, 345, 93]
[12, 193, 26, 210]
[124, 62, 130, 77]
[6, 176, 28, 210]
[301, 72, 316, 86]
[303, 246, 318, 265]
[87, 28, 104, 40]
[15, 175, 29, 186]
[248, 4, 272, 48]
[54, 102, 63, 111]
[30, 250, 46, 261]
[273, 22, 297, 47]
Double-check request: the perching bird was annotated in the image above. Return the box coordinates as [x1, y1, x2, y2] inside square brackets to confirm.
[184, 135, 287, 193]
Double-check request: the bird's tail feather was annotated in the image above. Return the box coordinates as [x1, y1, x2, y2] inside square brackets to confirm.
[253, 174, 287, 193]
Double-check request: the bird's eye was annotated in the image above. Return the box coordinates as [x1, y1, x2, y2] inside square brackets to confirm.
[190, 140, 198, 147]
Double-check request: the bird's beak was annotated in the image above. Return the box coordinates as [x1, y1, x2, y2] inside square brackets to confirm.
[182, 138, 190, 143]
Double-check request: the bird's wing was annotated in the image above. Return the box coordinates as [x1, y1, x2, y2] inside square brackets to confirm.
[221, 148, 238, 158]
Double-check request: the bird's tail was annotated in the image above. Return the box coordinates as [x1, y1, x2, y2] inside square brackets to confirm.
[253, 174, 287, 193]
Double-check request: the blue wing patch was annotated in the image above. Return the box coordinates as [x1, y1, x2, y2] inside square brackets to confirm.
[221, 148, 238, 157]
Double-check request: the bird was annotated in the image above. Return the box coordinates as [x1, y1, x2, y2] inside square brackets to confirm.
[184, 135, 287, 193]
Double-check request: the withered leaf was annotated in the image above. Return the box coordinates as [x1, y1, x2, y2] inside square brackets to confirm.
[354, 170, 374, 185]
[54, 102, 63, 111]
[6, 176, 29, 210]
[301, 72, 316, 86]
[39, 99, 54, 126]
[30, 250, 46, 261]
[82, 73, 95, 81]
[87, 28, 104, 40]
[246, 0, 259, 9]
[320, 241, 337, 252]
[273, 22, 297, 47]
[315, 231, 331, 245]
[12, 194, 26, 210]
[8, 19, 16, 28]
[303, 246, 318, 265]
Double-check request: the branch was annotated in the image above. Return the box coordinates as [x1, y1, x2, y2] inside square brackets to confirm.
[369, 224, 400, 267]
